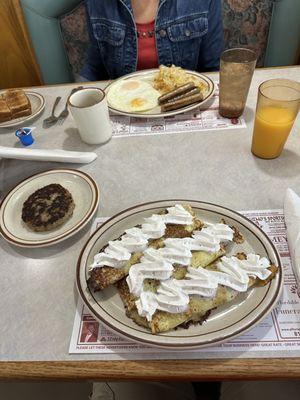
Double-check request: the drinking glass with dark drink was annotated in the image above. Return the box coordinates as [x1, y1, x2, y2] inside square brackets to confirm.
[219, 48, 257, 118]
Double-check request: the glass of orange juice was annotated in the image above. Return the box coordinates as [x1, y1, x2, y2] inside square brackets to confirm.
[251, 79, 300, 159]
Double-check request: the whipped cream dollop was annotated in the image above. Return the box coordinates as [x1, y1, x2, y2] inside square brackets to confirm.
[127, 222, 234, 273]
[141, 214, 166, 239]
[135, 254, 272, 320]
[205, 223, 234, 242]
[143, 240, 193, 266]
[126, 244, 190, 299]
[175, 254, 272, 296]
[136, 279, 190, 321]
[188, 230, 221, 253]
[126, 260, 174, 297]
[90, 241, 132, 270]
[126, 225, 235, 297]
[125, 241, 191, 296]
[90, 205, 194, 271]
[164, 204, 194, 225]
[121, 228, 149, 252]
[141, 204, 193, 238]
[175, 266, 219, 298]
[89, 228, 148, 271]
[219, 254, 272, 281]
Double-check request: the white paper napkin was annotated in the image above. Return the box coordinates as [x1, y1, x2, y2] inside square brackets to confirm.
[284, 188, 300, 287]
[0, 146, 97, 164]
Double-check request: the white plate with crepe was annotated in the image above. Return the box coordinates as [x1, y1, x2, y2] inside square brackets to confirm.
[0, 169, 99, 247]
[76, 200, 282, 349]
[105, 68, 215, 118]
[0, 91, 45, 129]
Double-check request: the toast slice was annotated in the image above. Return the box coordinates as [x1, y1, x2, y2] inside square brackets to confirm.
[13, 108, 32, 119]
[4, 89, 31, 116]
[0, 95, 12, 122]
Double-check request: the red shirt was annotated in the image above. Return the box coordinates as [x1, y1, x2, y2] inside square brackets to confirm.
[136, 21, 159, 70]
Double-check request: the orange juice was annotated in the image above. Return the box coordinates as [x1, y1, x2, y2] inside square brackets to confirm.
[251, 106, 295, 159]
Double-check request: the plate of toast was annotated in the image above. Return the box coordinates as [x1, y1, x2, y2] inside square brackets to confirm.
[0, 89, 45, 128]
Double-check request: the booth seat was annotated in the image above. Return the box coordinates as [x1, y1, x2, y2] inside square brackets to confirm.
[20, 0, 300, 84]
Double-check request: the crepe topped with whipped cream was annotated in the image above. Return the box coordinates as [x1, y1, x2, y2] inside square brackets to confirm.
[88, 204, 278, 333]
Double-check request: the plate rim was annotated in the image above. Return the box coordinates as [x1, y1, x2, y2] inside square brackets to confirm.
[76, 199, 283, 349]
[0, 168, 100, 248]
[0, 91, 45, 129]
[105, 68, 215, 118]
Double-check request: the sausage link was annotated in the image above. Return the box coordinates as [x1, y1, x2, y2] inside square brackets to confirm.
[158, 82, 195, 104]
[161, 92, 204, 112]
[165, 87, 200, 103]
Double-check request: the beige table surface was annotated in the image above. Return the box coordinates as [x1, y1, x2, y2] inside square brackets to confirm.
[0, 67, 300, 381]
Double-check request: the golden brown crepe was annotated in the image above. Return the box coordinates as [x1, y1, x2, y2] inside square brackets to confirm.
[88, 205, 203, 291]
[115, 257, 278, 334]
[87, 204, 279, 335]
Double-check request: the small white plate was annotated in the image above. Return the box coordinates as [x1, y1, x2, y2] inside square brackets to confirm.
[77, 200, 282, 349]
[105, 69, 215, 118]
[0, 91, 45, 129]
[0, 169, 99, 247]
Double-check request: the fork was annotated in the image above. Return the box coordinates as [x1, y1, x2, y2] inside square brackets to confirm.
[43, 96, 61, 126]
[57, 86, 84, 125]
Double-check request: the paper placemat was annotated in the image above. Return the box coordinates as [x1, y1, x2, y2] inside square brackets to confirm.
[69, 209, 300, 358]
[111, 84, 246, 137]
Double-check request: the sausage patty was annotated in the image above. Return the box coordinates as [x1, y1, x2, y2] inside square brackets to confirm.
[22, 183, 75, 232]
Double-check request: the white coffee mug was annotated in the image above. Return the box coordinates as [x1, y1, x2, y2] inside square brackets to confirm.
[68, 87, 112, 145]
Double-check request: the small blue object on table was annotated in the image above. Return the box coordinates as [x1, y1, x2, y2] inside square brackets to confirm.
[15, 127, 35, 146]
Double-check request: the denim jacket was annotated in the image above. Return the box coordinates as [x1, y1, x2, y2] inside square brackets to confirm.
[81, 0, 224, 81]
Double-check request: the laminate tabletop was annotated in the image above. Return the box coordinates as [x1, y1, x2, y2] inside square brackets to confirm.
[0, 66, 299, 380]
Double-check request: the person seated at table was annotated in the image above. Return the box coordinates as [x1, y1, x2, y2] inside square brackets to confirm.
[81, 0, 224, 81]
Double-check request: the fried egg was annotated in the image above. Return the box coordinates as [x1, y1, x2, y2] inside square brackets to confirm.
[107, 79, 160, 112]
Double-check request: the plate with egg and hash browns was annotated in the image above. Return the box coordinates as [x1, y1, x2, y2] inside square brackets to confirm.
[0, 89, 45, 129]
[76, 200, 282, 350]
[105, 65, 215, 118]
